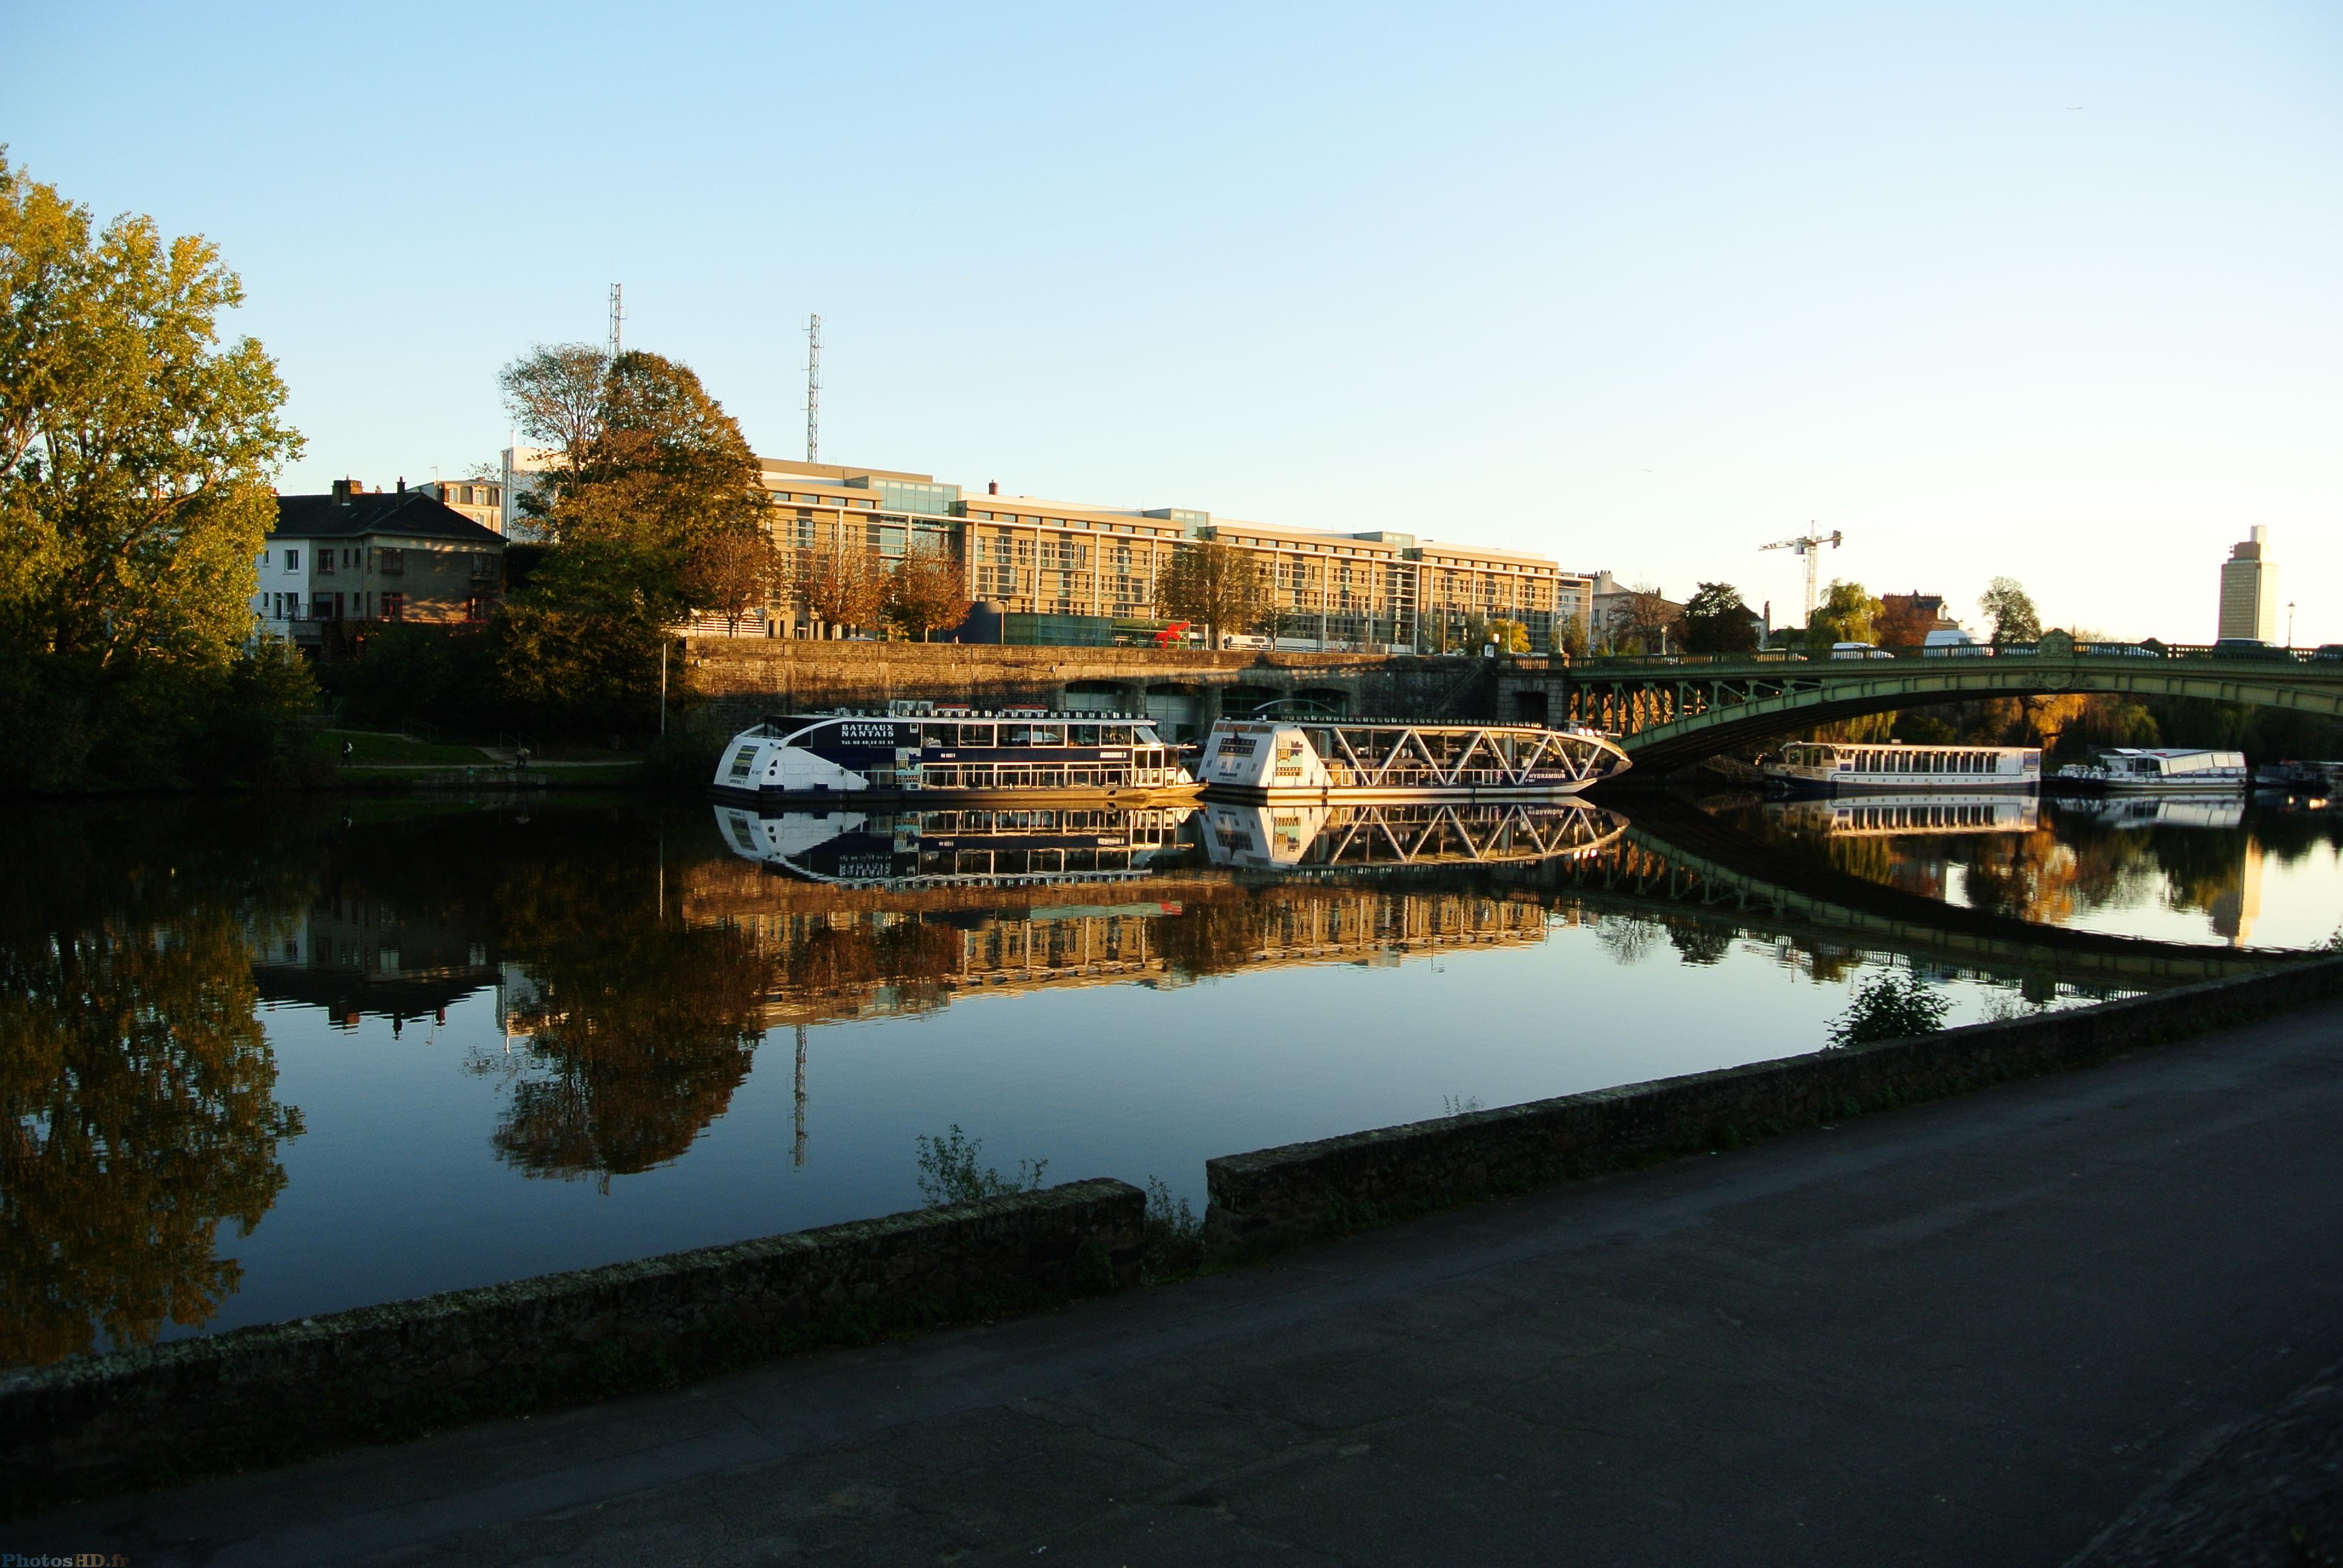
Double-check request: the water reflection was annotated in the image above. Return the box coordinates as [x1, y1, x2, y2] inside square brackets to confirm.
[1, 808, 307, 1366]
[5, 784, 2332, 1369]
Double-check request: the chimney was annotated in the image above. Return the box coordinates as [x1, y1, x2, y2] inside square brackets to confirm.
[332, 479, 362, 503]
[396, 477, 405, 493]
[988, 480, 998, 495]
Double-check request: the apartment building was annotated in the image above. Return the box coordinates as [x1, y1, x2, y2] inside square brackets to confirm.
[408, 477, 506, 535]
[748, 457, 1587, 653]
[2218, 526, 2280, 642]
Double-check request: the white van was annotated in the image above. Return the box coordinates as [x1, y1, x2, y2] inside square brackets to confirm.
[1830, 641, 1895, 660]
[1921, 628, 1987, 657]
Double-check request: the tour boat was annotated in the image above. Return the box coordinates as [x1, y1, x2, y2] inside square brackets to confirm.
[2049, 748, 2248, 794]
[1196, 718, 1630, 801]
[713, 704, 1198, 803]
[1757, 741, 2041, 796]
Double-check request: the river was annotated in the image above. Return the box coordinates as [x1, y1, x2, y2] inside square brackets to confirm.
[4, 786, 2337, 1368]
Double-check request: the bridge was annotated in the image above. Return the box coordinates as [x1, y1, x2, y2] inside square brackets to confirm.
[1497, 633, 2343, 771]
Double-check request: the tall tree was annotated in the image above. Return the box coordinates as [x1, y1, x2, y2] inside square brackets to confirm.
[1979, 577, 2042, 645]
[1620, 584, 1682, 653]
[0, 151, 303, 670]
[1807, 580, 1883, 646]
[885, 542, 972, 642]
[1158, 539, 1270, 648]
[497, 343, 605, 481]
[1679, 582, 1760, 653]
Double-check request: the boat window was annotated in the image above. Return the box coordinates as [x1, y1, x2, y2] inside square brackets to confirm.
[1071, 724, 1102, 746]
[955, 723, 995, 746]
[1029, 724, 1064, 745]
[1104, 725, 1135, 745]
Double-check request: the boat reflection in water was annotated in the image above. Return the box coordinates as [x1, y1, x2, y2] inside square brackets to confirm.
[714, 803, 1197, 886]
[2059, 795, 2247, 832]
[1199, 799, 1628, 871]
[1766, 792, 2040, 838]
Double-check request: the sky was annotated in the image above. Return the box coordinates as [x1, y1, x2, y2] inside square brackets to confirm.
[5, 1, 2338, 642]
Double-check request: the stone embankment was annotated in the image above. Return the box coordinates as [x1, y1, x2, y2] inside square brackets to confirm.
[1204, 956, 2343, 1254]
[685, 638, 1497, 732]
[0, 1180, 1144, 1511]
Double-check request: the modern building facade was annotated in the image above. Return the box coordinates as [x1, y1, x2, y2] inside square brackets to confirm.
[742, 457, 1587, 653]
[2218, 527, 2280, 642]
[255, 481, 506, 648]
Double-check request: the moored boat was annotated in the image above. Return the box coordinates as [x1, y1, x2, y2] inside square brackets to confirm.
[1196, 718, 1630, 800]
[713, 704, 1198, 804]
[1758, 740, 2040, 796]
[2050, 748, 2247, 793]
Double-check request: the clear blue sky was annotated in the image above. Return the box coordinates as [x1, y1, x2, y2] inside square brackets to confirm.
[6, 1, 2338, 641]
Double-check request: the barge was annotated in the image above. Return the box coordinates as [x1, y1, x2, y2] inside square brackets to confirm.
[1196, 719, 1630, 802]
[2050, 748, 2248, 793]
[713, 704, 1199, 805]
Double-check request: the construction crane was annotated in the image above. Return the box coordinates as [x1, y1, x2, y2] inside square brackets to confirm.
[1761, 525, 1843, 625]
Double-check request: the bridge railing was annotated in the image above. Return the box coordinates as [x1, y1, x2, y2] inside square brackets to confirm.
[1555, 642, 2338, 670]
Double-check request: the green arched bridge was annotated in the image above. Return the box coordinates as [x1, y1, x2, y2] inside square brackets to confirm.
[1494, 633, 2343, 771]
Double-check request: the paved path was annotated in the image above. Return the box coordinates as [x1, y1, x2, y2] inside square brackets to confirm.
[28, 1001, 2343, 1566]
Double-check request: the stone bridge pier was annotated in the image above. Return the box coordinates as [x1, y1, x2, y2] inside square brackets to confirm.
[685, 640, 1499, 742]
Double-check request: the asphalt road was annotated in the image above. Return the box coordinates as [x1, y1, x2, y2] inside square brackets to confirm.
[26, 998, 2343, 1566]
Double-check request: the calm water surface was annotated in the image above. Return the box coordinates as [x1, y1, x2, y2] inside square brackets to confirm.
[5, 786, 2336, 1367]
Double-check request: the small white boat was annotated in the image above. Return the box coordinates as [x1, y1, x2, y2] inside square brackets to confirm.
[713, 703, 1197, 803]
[1758, 740, 2040, 796]
[2051, 748, 2248, 793]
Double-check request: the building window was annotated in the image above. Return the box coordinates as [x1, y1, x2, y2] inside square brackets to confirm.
[285, 548, 299, 570]
[379, 547, 405, 576]
[465, 596, 485, 622]
[318, 549, 335, 575]
[382, 592, 404, 621]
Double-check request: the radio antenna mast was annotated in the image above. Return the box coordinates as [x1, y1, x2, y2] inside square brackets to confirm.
[1759, 523, 1844, 625]
[804, 313, 822, 463]
[606, 283, 624, 361]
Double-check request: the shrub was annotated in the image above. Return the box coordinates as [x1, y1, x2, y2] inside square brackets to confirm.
[1827, 970, 1951, 1048]
[913, 1125, 1048, 1207]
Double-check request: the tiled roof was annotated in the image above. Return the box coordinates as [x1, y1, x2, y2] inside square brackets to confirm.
[272, 491, 504, 544]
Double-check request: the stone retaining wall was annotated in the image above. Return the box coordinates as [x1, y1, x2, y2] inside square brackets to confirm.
[1, 1178, 1145, 1512]
[1204, 958, 2343, 1256]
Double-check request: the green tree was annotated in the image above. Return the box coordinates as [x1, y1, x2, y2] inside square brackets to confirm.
[1158, 539, 1270, 648]
[1807, 580, 1882, 646]
[1979, 577, 2042, 645]
[1557, 609, 1590, 659]
[0, 151, 316, 788]
[1679, 582, 1760, 653]
[1488, 617, 1530, 655]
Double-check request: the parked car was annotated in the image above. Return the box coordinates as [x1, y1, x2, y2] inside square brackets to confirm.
[2313, 644, 2343, 662]
[1830, 641, 1895, 660]
[2211, 637, 2295, 662]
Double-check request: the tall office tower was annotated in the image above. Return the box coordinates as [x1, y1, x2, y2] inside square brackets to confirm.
[2217, 526, 2281, 642]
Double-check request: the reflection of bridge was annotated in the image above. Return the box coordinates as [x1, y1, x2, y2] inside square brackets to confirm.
[1201, 800, 1628, 871]
[1496, 635, 2343, 769]
[1548, 800, 2305, 986]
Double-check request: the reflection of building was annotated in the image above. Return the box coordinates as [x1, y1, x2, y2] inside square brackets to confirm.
[2207, 839, 2263, 946]
[2218, 526, 2280, 642]
[247, 891, 499, 1027]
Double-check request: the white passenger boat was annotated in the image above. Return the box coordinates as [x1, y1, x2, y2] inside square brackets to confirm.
[1196, 719, 1629, 801]
[713, 704, 1198, 803]
[2050, 748, 2248, 793]
[1758, 741, 2041, 796]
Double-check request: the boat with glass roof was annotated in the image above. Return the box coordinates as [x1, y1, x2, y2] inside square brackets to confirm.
[713, 702, 1198, 805]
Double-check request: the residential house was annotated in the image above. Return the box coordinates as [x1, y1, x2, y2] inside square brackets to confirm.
[255, 480, 505, 650]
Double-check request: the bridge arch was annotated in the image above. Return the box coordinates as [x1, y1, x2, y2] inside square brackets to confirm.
[1571, 651, 2343, 771]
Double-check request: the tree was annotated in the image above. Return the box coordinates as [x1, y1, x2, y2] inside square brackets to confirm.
[1488, 617, 1530, 655]
[681, 525, 786, 632]
[1620, 585, 1681, 653]
[497, 343, 605, 482]
[1873, 595, 1937, 649]
[798, 538, 887, 632]
[1557, 609, 1590, 659]
[1979, 577, 2042, 645]
[1679, 582, 1760, 654]
[1807, 580, 1882, 646]
[1158, 539, 1270, 648]
[0, 152, 318, 788]
[884, 542, 972, 642]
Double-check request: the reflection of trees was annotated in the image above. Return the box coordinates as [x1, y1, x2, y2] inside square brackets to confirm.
[496, 858, 772, 1181]
[0, 805, 305, 1367]
[1666, 922, 1734, 966]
